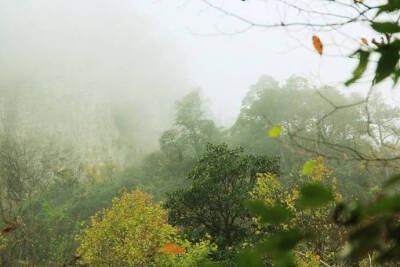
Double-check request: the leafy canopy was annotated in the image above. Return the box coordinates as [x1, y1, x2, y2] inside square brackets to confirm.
[164, 143, 279, 251]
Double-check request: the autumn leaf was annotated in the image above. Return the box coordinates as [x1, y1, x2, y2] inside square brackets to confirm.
[361, 38, 368, 45]
[162, 242, 186, 254]
[3, 222, 16, 233]
[268, 125, 282, 138]
[312, 35, 323, 55]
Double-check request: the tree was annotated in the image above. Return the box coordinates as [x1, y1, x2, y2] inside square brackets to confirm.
[229, 75, 399, 198]
[161, 90, 221, 160]
[230, 75, 372, 160]
[76, 189, 212, 267]
[0, 134, 81, 266]
[141, 90, 222, 195]
[164, 143, 279, 251]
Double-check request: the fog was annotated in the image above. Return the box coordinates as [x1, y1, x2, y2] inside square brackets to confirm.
[1, 0, 399, 166]
[1, 0, 397, 151]
[0, 0, 190, 163]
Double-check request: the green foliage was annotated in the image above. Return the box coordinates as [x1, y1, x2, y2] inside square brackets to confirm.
[347, 3, 400, 86]
[0, 161, 178, 266]
[142, 91, 223, 196]
[164, 143, 279, 253]
[241, 158, 344, 266]
[237, 248, 263, 267]
[378, 0, 400, 15]
[173, 91, 222, 157]
[0, 91, 225, 266]
[234, 158, 400, 266]
[333, 184, 400, 264]
[298, 183, 334, 209]
[229, 75, 397, 199]
[229, 76, 367, 160]
[2, 79, 396, 266]
[0, 136, 82, 266]
[259, 228, 303, 265]
[371, 22, 400, 34]
[245, 200, 291, 225]
[345, 50, 370, 86]
[375, 41, 400, 83]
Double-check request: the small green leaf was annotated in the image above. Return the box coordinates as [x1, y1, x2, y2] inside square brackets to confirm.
[393, 68, 400, 85]
[245, 200, 291, 224]
[268, 125, 283, 138]
[375, 45, 400, 83]
[374, 195, 400, 213]
[371, 22, 400, 33]
[301, 160, 316, 175]
[258, 228, 304, 256]
[299, 183, 334, 208]
[261, 206, 291, 224]
[345, 50, 370, 86]
[245, 199, 266, 216]
[377, 0, 400, 15]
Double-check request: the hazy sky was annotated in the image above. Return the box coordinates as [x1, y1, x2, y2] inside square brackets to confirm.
[1, 0, 397, 126]
[136, 0, 387, 124]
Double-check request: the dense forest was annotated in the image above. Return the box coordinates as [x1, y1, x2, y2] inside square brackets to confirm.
[2, 0, 400, 266]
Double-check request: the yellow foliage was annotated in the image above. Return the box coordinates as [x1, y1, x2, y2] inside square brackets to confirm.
[250, 157, 344, 264]
[295, 251, 321, 267]
[76, 189, 213, 266]
[0, 232, 7, 250]
[250, 173, 282, 206]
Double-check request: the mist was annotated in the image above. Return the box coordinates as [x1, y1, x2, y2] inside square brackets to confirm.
[0, 0, 189, 163]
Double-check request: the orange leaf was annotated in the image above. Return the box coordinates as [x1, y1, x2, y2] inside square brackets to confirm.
[162, 242, 185, 254]
[3, 222, 16, 233]
[361, 38, 368, 45]
[312, 35, 323, 55]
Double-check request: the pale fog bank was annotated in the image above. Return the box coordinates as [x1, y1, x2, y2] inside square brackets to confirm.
[0, 0, 190, 164]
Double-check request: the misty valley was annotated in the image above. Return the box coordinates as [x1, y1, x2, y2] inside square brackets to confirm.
[1, 0, 400, 266]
